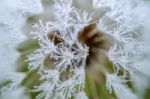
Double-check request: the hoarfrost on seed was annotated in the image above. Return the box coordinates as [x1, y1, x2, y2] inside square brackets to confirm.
[1, 0, 150, 99]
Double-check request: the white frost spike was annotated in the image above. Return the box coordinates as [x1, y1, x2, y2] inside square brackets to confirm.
[55, 45, 75, 72]
[32, 70, 59, 99]
[60, 28, 79, 46]
[59, 68, 85, 99]
[72, 9, 93, 26]
[54, 0, 72, 23]
[27, 50, 45, 70]
[106, 74, 138, 99]
[31, 20, 49, 40]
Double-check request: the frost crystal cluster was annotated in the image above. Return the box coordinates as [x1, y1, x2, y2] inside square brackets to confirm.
[27, 0, 147, 99]
[28, 0, 90, 99]
[1, 0, 150, 99]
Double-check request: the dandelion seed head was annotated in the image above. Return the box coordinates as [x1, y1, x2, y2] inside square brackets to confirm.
[25, 0, 148, 99]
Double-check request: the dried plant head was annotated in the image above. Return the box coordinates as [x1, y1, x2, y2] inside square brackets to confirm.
[1, 0, 150, 99]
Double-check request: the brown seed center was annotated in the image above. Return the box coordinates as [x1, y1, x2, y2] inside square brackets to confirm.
[78, 23, 112, 67]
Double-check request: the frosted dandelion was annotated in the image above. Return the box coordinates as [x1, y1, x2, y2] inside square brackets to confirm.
[1, 0, 150, 99]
